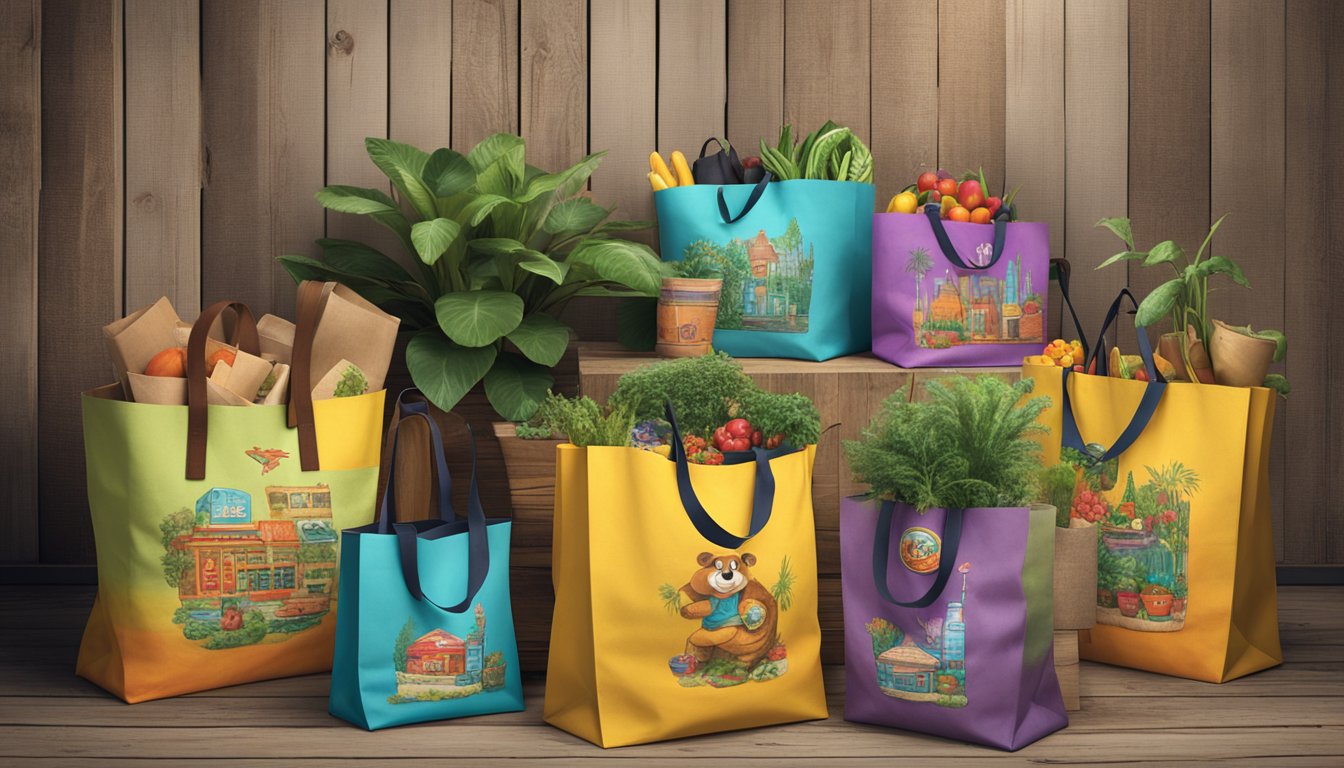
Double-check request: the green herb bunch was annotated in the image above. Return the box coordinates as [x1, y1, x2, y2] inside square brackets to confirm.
[844, 376, 1050, 512]
[735, 388, 822, 446]
[1038, 463, 1078, 528]
[533, 392, 636, 448]
[758, 121, 874, 184]
[607, 352, 756, 436]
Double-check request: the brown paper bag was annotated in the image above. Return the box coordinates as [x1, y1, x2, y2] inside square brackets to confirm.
[257, 314, 296, 364]
[126, 372, 187, 406]
[103, 297, 182, 385]
[311, 359, 369, 401]
[260, 363, 291, 405]
[1053, 524, 1099, 630]
[206, 377, 253, 406]
[309, 285, 399, 394]
[207, 350, 273, 403]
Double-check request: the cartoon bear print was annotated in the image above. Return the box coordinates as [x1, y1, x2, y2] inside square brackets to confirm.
[677, 552, 779, 669]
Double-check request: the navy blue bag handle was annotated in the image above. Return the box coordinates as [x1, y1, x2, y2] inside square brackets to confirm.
[381, 391, 489, 614]
[922, 202, 1010, 270]
[1061, 289, 1167, 464]
[1052, 257, 1089, 361]
[717, 171, 773, 224]
[665, 403, 776, 549]
[872, 500, 964, 609]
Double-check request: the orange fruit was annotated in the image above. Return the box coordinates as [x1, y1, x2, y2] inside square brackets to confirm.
[207, 348, 237, 375]
[970, 206, 991, 224]
[948, 206, 971, 223]
[144, 347, 187, 378]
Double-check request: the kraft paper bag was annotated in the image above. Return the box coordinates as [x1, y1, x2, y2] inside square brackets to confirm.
[104, 297, 182, 385]
[310, 284, 398, 395]
[258, 314, 296, 365]
[127, 372, 187, 406]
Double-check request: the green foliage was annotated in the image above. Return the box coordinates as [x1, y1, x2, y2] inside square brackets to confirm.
[514, 422, 554, 440]
[675, 246, 725, 280]
[607, 352, 756, 437]
[759, 121, 874, 184]
[393, 618, 415, 674]
[1098, 545, 1144, 592]
[297, 544, 337, 564]
[843, 377, 1050, 512]
[659, 583, 683, 615]
[680, 239, 747, 330]
[332, 364, 370, 397]
[865, 617, 903, 657]
[535, 392, 637, 447]
[282, 134, 666, 420]
[735, 389, 823, 446]
[1038, 463, 1077, 527]
[772, 556, 795, 611]
[159, 508, 195, 588]
[268, 615, 323, 634]
[203, 610, 267, 650]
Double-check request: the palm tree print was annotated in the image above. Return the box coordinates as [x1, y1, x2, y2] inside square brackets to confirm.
[906, 247, 933, 315]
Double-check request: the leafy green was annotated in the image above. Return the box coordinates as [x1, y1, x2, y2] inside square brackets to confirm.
[735, 389, 822, 446]
[607, 352, 757, 437]
[535, 392, 636, 447]
[759, 122, 874, 184]
[843, 377, 1050, 512]
[1038, 463, 1077, 527]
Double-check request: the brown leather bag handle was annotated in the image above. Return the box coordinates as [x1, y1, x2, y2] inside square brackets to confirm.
[185, 300, 261, 479]
[287, 280, 326, 471]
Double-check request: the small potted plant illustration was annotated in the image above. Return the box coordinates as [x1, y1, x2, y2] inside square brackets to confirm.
[1171, 576, 1189, 616]
[1139, 582, 1174, 619]
[657, 246, 723, 358]
[1115, 572, 1143, 618]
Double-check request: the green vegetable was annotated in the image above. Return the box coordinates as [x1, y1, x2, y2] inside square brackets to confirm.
[843, 377, 1050, 512]
[513, 422, 554, 440]
[332, 364, 369, 398]
[607, 353, 756, 437]
[1038, 463, 1078, 527]
[735, 389, 822, 446]
[257, 368, 278, 398]
[535, 392, 636, 447]
[758, 121, 874, 184]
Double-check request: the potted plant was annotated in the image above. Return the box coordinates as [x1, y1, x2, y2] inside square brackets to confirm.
[491, 420, 566, 523]
[1095, 546, 1120, 608]
[280, 134, 667, 421]
[656, 248, 723, 358]
[1040, 463, 1098, 631]
[1140, 583, 1174, 619]
[1095, 215, 1289, 395]
[1115, 573, 1143, 618]
[1171, 575, 1189, 615]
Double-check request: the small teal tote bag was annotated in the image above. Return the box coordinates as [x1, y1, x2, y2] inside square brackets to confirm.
[329, 391, 524, 730]
[655, 176, 875, 361]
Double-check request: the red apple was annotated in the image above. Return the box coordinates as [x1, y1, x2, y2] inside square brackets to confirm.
[917, 171, 938, 192]
[957, 179, 982, 201]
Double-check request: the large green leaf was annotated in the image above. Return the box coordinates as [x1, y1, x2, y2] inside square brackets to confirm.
[1197, 255, 1250, 287]
[1095, 217, 1135, 250]
[474, 159, 520, 198]
[518, 151, 607, 203]
[544, 199, 610, 236]
[567, 239, 666, 295]
[516, 252, 567, 284]
[365, 138, 437, 221]
[435, 290, 524, 347]
[422, 148, 476, 198]
[1095, 250, 1148, 270]
[410, 218, 463, 265]
[277, 254, 350, 286]
[468, 237, 530, 257]
[1144, 240, 1185, 267]
[460, 194, 515, 226]
[405, 331, 497, 413]
[483, 352, 554, 421]
[505, 313, 572, 367]
[594, 219, 655, 233]
[316, 185, 412, 241]
[468, 133, 525, 175]
[316, 238, 415, 284]
[1135, 279, 1185, 327]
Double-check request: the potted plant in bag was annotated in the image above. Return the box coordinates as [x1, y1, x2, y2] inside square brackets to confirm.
[280, 134, 667, 421]
[1115, 571, 1144, 618]
[1040, 463, 1097, 632]
[656, 248, 724, 358]
[1095, 215, 1289, 396]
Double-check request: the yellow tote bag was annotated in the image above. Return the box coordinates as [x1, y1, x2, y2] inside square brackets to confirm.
[544, 419, 828, 747]
[1022, 290, 1280, 683]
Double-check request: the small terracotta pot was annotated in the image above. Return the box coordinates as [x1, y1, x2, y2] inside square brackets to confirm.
[1097, 588, 1117, 609]
[1140, 591, 1173, 617]
[1116, 591, 1141, 617]
[1209, 319, 1276, 387]
[1185, 324, 1216, 384]
[1172, 597, 1187, 615]
[655, 277, 721, 358]
[1158, 333, 1190, 381]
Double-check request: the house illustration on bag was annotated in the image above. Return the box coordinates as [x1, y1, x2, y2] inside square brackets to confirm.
[870, 562, 970, 708]
[390, 604, 507, 704]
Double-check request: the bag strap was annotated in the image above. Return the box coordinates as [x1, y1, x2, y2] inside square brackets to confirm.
[1062, 289, 1167, 463]
[378, 391, 453, 533]
[185, 301, 262, 479]
[665, 403, 775, 549]
[382, 393, 489, 614]
[872, 500, 964, 609]
[921, 202, 1010, 271]
[1052, 257, 1089, 361]
[286, 279, 325, 470]
[717, 171, 773, 224]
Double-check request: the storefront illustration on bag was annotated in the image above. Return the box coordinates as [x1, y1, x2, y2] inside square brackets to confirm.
[388, 604, 507, 703]
[867, 562, 970, 708]
[661, 552, 793, 687]
[162, 485, 339, 649]
[1064, 448, 1196, 632]
[908, 246, 1043, 349]
[681, 218, 813, 334]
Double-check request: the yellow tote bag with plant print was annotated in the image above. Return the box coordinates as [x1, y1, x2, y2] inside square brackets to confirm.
[543, 416, 827, 747]
[1021, 290, 1280, 683]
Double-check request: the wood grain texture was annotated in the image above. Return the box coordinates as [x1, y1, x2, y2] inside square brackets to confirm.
[202, 0, 325, 319]
[871, 0, 937, 208]
[1211, 0, 1287, 561]
[726, 0, 783, 157]
[38, 0, 123, 563]
[521, 0, 587, 175]
[938, 0, 1007, 189]
[1322, 1, 1344, 563]
[452, 0, 518, 150]
[1126, 0, 1210, 352]
[389, 0, 452, 153]
[0, 0, 39, 562]
[326, 0, 399, 260]
[1063, 0, 1129, 343]
[124, 0, 202, 315]
[783, 0, 871, 142]
[658, 0, 726, 156]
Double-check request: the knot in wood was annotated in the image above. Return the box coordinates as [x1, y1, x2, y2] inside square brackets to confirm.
[329, 30, 354, 56]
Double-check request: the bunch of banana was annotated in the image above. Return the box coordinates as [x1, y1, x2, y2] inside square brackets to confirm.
[647, 151, 694, 191]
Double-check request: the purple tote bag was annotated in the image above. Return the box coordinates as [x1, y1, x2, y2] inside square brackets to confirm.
[840, 497, 1067, 750]
[873, 205, 1050, 367]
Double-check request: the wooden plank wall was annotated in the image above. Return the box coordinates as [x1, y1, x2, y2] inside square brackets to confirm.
[1, 0, 1340, 568]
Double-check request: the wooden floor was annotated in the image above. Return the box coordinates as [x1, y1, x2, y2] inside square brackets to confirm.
[0, 586, 1340, 766]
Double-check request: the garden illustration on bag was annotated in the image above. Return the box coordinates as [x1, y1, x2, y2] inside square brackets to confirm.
[1062, 447, 1196, 632]
[681, 218, 813, 334]
[161, 486, 339, 649]
[867, 562, 971, 708]
[387, 604, 507, 704]
[907, 246, 1043, 348]
[659, 552, 793, 687]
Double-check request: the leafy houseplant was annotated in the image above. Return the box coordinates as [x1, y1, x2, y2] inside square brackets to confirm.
[280, 134, 666, 420]
[1095, 214, 1288, 395]
[844, 377, 1050, 512]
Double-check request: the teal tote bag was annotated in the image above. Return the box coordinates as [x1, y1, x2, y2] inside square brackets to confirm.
[655, 177, 875, 360]
[329, 391, 524, 730]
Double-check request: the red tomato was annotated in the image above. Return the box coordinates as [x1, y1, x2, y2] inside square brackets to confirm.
[724, 418, 753, 438]
[917, 172, 939, 192]
[723, 437, 751, 452]
[1134, 368, 1150, 382]
[936, 178, 959, 198]
[751, 430, 763, 447]
[712, 426, 731, 450]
